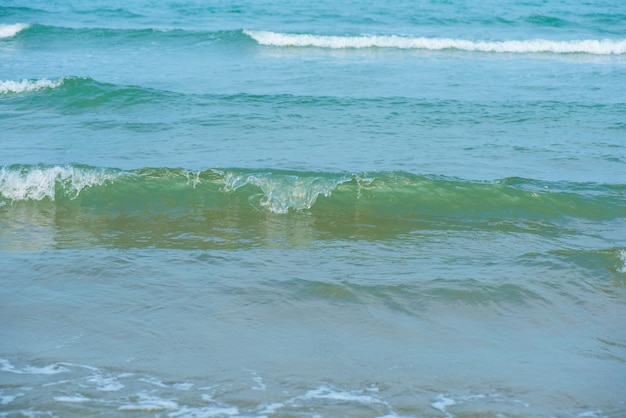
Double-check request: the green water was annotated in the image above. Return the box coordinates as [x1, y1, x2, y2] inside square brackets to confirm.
[2, 0, 626, 416]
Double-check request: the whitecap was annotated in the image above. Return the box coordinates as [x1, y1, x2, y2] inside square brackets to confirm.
[54, 394, 90, 403]
[172, 382, 194, 391]
[431, 394, 456, 414]
[0, 389, 22, 406]
[0, 23, 29, 39]
[87, 374, 124, 392]
[118, 394, 179, 411]
[138, 376, 169, 387]
[301, 385, 386, 404]
[244, 30, 626, 55]
[0, 359, 69, 375]
[258, 402, 285, 415]
[0, 165, 118, 202]
[168, 406, 239, 417]
[0, 78, 64, 94]
[22, 364, 70, 375]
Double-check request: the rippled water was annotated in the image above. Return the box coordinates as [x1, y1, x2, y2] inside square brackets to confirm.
[1, 1, 625, 416]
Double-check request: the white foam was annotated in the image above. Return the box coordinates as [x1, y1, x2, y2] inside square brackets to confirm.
[54, 394, 90, 403]
[0, 165, 118, 202]
[22, 364, 70, 375]
[244, 30, 626, 55]
[246, 369, 266, 391]
[118, 394, 178, 411]
[615, 250, 626, 273]
[87, 374, 124, 392]
[258, 402, 285, 415]
[577, 410, 606, 418]
[168, 406, 239, 417]
[222, 171, 348, 214]
[0, 78, 64, 94]
[0, 359, 69, 375]
[431, 394, 456, 414]
[138, 376, 169, 387]
[42, 380, 72, 387]
[0, 23, 29, 39]
[0, 389, 22, 406]
[0, 359, 20, 374]
[173, 382, 194, 391]
[301, 385, 385, 404]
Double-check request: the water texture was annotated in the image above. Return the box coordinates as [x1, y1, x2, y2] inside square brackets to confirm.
[1, 1, 625, 417]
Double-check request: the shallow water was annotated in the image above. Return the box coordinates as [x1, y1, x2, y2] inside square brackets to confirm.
[1, 1, 626, 416]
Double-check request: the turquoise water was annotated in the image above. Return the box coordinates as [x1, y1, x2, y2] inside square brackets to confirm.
[1, 1, 626, 417]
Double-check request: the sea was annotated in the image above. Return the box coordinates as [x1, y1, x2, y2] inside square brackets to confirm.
[1, 1, 625, 417]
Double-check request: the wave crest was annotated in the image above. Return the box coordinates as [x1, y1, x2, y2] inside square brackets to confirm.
[0, 78, 66, 94]
[0, 165, 119, 202]
[0, 23, 29, 39]
[244, 30, 626, 55]
[1, 165, 624, 220]
[221, 170, 350, 214]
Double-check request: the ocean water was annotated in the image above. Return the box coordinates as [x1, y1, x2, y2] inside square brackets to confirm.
[1, 0, 625, 416]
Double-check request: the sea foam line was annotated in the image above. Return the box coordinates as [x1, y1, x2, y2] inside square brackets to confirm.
[244, 30, 626, 55]
[0, 23, 30, 39]
[0, 78, 65, 94]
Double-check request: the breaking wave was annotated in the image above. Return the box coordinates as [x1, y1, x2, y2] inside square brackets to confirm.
[0, 23, 29, 39]
[0, 77, 67, 94]
[1, 165, 624, 219]
[244, 30, 626, 55]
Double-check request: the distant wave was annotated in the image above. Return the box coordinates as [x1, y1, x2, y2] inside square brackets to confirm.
[0, 23, 250, 44]
[244, 30, 626, 55]
[6, 77, 624, 129]
[0, 23, 29, 39]
[7, 24, 624, 55]
[0, 77, 66, 94]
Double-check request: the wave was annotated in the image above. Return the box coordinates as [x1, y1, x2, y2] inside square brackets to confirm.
[1, 165, 624, 219]
[0, 23, 250, 44]
[0, 165, 120, 202]
[0, 77, 66, 94]
[5, 23, 625, 55]
[0, 77, 185, 113]
[2, 165, 624, 250]
[6, 77, 625, 120]
[548, 248, 626, 276]
[243, 30, 626, 55]
[0, 23, 29, 39]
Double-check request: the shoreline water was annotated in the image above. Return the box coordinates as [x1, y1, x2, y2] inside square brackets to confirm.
[2, 1, 626, 416]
